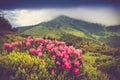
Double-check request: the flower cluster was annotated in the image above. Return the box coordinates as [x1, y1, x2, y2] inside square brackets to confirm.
[3, 36, 84, 75]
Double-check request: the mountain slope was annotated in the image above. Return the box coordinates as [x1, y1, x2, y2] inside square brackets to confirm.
[18, 15, 106, 39]
[17, 15, 120, 47]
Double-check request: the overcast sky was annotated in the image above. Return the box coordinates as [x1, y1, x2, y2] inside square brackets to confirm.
[0, 0, 120, 27]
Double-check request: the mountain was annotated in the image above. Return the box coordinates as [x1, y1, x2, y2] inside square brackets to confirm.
[17, 15, 120, 48]
[17, 15, 105, 38]
[106, 25, 120, 32]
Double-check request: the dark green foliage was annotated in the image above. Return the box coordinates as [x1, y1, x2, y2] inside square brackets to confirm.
[103, 36, 120, 48]
[59, 34, 82, 47]
[106, 25, 120, 32]
[0, 16, 12, 31]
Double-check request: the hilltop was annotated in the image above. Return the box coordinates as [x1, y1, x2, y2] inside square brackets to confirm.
[17, 15, 120, 48]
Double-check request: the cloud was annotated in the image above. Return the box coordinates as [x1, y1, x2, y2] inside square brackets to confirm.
[2, 7, 120, 27]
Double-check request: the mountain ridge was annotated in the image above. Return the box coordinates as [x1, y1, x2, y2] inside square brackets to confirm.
[17, 15, 120, 48]
[17, 15, 106, 36]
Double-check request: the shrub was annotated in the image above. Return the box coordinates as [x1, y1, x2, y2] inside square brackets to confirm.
[0, 51, 55, 80]
[1, 36, 84, 80]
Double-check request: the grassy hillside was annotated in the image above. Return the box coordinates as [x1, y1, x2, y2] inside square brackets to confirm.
[17, 15, 120, 48]
[0, 32, 120, 80]
[1, 15, 120, 80]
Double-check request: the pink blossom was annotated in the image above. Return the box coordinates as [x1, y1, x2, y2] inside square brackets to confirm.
[55, 41, 66, 45]
[56, 51, 63, 57]
[64, 61, 72, 70]
[4, 43, 13, 50]
[62, 58, 68, 63]
[73, 49, 82, 57]
[69, 46, 75, 50]
[45, 39, 52, 44]
[9, 45, 13, 50]
[55, 40, 60, 45]
[26, 41, 31, 47]
[37, 52, 42, 57]
[74, 59, 80, 67]
[11, 42, 18, 47]
[62, 65, 65, 69]
[60, 42, 66, 45]
[58, 45, 64, 51]
[27, 36, 33, 40]
[50, 48, 54, 53]
[36, 38, 44, 43]
[73, 68, 80, 75]
[56, 61, 61, 65]
[30, 48, 36, 54]
[61, 51, 66, 55]
[53, 47, 58, 52]
[51, 69, 56, 74]
[64, 55, 69, 59]
[4, 43, 10, 49]
[52, 55, 56, 60]
[66, 49, 73, 54]
[46, 44, 54, 50]
[37, 45, 43, 52]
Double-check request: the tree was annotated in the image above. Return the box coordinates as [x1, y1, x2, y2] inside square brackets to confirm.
[0, 15, 12, 30]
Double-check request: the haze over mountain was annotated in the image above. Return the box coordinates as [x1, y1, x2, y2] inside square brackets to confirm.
[17, 15, 120, 48]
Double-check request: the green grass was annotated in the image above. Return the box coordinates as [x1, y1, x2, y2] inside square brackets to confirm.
[22, 26, 63, 39]
[61, 27, 85, 38]
[82, 52, 111, 80]
[0, 51, 55, 80]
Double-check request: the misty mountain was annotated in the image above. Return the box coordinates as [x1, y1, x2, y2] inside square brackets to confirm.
[106, 25, 120, 32]
[17, 15, 120, 47]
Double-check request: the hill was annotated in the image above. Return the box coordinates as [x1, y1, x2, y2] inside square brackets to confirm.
[17, 15, 120, 48]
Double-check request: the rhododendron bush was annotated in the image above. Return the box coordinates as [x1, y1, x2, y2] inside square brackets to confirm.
[3, 36, 84, 79]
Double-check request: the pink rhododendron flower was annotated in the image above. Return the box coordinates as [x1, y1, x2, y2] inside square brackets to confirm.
[69, 46, 75, 50]
[60, 42, 66, 45]
[4, 43, 10, 49]
[4, 43, 13, 50]
[36, 38, 44, 43]
[3, 36, 84, 76]
[52, 55, 56, 60]
[62, 58, 68, 63]
[56, 61, 61, 65]
[11, 42, 18, 47]
[9, 45, 13, 50]
[64, 61, 72, 70]
[67, 49, 73, 54]
[26, 41, 31, 47]
[62, 65, 65, 69]
[27, 36, 33, 40]
[53, 47, 58, 52]
[64, 55, 69, 59]
[45, 39, 52, 44]
[30, 48, 36, 54]
[74, 59, 80, 67]
[37, 52, 42, 57]
[46, 44, 54, 50]
[51, 69, 56, 74]
[74, 49, 82, 57]
[56, 51, 63, 57]
[58, 45, 64, 51]
[73, 68, 80, 75]
[37, 45, 43, 52]
[55, 40, 60, 45]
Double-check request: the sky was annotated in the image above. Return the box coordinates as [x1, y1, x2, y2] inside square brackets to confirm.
[0, 0, 120, 27]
